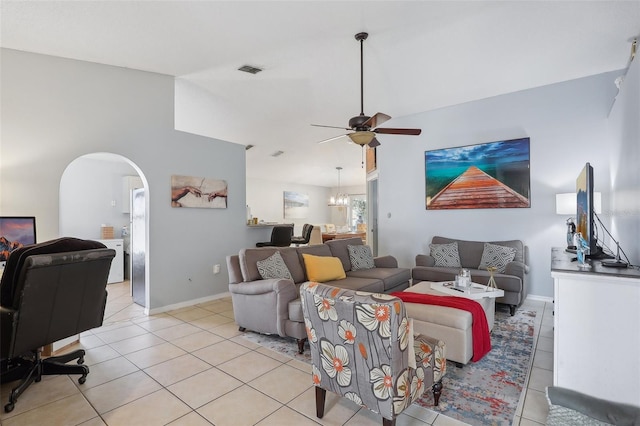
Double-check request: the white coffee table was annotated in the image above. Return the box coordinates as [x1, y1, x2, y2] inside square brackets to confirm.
[430, 281, 504, 300]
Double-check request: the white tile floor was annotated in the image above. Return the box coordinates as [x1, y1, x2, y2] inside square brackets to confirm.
[0, 281, 553, 425]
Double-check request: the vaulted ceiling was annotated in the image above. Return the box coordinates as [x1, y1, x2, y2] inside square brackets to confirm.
[2, 1, 638, 186]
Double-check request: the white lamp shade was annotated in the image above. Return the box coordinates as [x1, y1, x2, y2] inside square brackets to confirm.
[555, 193, 575, 215]
[555, 192, 602, 215]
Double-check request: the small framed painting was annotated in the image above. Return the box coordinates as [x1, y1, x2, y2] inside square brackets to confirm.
[284, 191, 309, 219]
[425, 137, 530, 210]
[171, 175, 228, 208]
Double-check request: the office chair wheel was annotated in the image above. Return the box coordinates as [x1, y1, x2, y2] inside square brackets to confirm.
[5, 402, 14, 413]
[78, 375, 87, 385]
[77, 355, 85, 365]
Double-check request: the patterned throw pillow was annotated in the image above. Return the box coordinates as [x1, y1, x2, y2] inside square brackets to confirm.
[429, 242, 461, 267]
[347, 245, 375, 271]
[478, 242, 517, 273]
[256, 251, 293, 280]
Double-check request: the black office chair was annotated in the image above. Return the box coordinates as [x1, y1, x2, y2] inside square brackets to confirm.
[0, 237, 115, 413]
[291, 224, 314, 246]
[256, 224, 294, 247]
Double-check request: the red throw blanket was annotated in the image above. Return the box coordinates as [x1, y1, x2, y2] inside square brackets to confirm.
[391, 291, 491, 362]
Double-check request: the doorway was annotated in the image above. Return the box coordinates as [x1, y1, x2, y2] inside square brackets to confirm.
[59, 153, 148, 308]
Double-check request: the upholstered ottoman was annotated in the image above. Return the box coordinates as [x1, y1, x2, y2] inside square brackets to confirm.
[402, 281, 496, 366]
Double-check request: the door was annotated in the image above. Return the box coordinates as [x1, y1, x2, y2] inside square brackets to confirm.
[131, 187, 146, 307]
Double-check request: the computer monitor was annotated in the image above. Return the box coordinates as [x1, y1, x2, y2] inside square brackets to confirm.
[0, 216, 37, 264]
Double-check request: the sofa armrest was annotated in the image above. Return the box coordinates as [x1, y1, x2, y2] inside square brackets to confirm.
[504, 261, 529, 277]
[374, 255, 398, 268]
[414, 333, 446, 383]
[415, 254, 436, 267]
[228, 279, 299, 337]
[1, 306, 16, 352]
[229, 279, 296, 296]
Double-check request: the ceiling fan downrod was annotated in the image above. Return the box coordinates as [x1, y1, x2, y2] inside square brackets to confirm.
[355, 32, 368, 118]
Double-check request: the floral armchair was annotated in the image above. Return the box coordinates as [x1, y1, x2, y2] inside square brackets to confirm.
[300, 282, 446, 426]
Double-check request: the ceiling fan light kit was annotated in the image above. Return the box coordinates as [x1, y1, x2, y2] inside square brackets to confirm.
[312, 32, 422, 148]
[348, 131, 376, 146]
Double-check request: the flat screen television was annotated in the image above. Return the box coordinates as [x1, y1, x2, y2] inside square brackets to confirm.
[575, 163, 599, 257]
[0, 216, 37, 264]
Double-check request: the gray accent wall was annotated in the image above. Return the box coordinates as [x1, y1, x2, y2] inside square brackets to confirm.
[1, 48, 252, 310]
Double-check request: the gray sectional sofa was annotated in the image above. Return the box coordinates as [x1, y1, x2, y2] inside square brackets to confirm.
[226, 237, 410, 352]
[412, 236, 529, 315]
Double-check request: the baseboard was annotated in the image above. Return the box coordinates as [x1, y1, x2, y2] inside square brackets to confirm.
[147, 291, 231, 315]
[525, 294, 553, 303]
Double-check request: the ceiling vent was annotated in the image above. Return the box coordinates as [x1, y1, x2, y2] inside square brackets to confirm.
[238, 65, 263, 74]
[245, 144, 254, 150]
[270, 150, 284, 157]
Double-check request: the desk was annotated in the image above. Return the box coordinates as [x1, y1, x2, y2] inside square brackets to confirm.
[322, 231, 366, 243]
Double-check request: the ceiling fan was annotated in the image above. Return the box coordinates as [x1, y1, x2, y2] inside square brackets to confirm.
[312, 32, 421, 148]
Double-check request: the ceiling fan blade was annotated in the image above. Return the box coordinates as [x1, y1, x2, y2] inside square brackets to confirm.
[368, 138, 381, 148]
[311, 124, 351, 131]
[318, 133, 349, 144]
[363, 112, 392, 129]
[374, 128, 422, 135]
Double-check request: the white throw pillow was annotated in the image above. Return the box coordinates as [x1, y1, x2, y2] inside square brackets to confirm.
[256, 251, 293, 280]
[429, 242, 461, 267]
[478, 242, 517, 273]
[348, 244, 375, 271]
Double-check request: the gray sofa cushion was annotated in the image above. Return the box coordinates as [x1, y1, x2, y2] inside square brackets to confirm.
[348, 267, 411, 292]
[412, 266, 522, 293]
[239, 247, 305, 283]
[327, 276, 384, 293]
[326, 237, 363, 271]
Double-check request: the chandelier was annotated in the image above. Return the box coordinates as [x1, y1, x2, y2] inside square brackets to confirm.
[328, 167, 349, 206]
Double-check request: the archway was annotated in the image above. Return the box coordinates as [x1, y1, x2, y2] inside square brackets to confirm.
[60, 152, 149, 309]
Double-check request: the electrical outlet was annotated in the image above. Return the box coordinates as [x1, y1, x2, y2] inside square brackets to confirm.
[213, 264, 221, 274]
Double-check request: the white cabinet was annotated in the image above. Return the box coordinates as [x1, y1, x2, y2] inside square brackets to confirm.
[551, 248, 640, 405]
[98, 239, 124, 284]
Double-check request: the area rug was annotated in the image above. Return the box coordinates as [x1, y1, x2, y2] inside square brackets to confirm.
[242, 304, 536, 426]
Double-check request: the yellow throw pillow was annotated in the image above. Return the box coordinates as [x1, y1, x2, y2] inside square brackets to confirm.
[302, 254, 346, 282]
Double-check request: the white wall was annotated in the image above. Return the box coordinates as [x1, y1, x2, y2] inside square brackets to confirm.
[246, 177, 333, 235]
[376, 71, 624, 299]
[0, 48, 253, 311]
[608, 57, 640, 263]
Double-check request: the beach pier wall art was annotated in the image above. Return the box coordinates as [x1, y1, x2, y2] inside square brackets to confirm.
[425, 138, 530, 210]
[284, 191, 309, 219]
